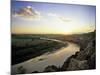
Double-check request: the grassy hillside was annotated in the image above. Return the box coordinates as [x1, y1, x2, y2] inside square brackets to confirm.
[12, 34, 67, 65]
[12, 31, 96, 73]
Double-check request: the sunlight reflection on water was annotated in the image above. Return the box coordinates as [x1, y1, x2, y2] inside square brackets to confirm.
[12, 42, 80, 73]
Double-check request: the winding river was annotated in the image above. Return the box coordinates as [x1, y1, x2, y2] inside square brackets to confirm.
[12, 38, 80, 74]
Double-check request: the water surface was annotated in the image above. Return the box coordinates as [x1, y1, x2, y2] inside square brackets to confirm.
[12, 42, 80, 73]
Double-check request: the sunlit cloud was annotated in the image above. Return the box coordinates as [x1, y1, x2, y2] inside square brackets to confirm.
[12, 6, 41, 20]
[47, 13, 58, 17]
[59, 16, 71, 22]
[47, 13, 71, 23]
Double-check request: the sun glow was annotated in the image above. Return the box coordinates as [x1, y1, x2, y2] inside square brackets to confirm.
[12, 1, 96, 35]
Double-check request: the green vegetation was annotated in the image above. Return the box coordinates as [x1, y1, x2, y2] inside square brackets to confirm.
[44, 31, 96, 72]
[12, 31, 96, 74]
[12, 34, 67, 65]
[12, 31, 95, 66]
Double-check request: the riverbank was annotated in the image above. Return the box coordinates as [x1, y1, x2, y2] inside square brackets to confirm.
[61, 39, 95, 71]
[12, 35, 67, 65]
[62, 31, 96, 70]
[11, 31, 96, 74]
[43, 31, 96, 72]
[12, 42, 79, 74]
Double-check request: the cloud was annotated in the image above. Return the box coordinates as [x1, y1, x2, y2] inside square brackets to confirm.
[59, 16, 71, 22]
[47, 13, 71, 23]
[12, 6, 41, 20]
[47, 13, 58, 17]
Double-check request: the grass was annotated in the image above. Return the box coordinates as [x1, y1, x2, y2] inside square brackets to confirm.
[12, 34, 67, 65]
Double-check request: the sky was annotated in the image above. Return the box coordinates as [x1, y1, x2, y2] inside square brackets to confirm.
[11, 1, 96, 34]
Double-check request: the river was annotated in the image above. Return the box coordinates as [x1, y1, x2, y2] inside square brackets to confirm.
[11, 39, 80, 74]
